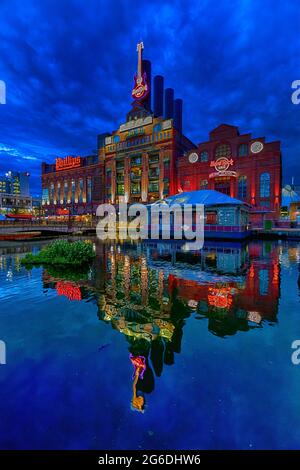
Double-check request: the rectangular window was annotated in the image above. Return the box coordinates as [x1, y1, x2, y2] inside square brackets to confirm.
[260, 199, 270, 208]
[57, 183, 61, 202]
[131, 168, 142, 180]
[64, 182, 68, 203]
[206, 211, 217, 224]
[106, 169, 112, 188]
[50, 183, 54, 203]
[131, 156, 142, 166]
[149, 181, 159, 192]
[117, 184, 125, 195]
[116, 160, 124, 169]
[163, 181, 169, 195]
[71, 180, 75, 203]
[149, 167, 159, 179]
[117, 171, 124, 182]
[78, 178, 84, 203]
[42, 188, 49, 205]
[217, 208, 236, 226]
[131, 182, 141, 194]
[87, 177, 92, 203]
[149, 154, 159, 164]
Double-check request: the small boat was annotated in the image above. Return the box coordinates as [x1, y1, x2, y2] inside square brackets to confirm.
[5, 213, 34, 220]
[0, 231, 42, 241]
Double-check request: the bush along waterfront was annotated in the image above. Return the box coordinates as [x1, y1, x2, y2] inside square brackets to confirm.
[21, 240, 96, 267]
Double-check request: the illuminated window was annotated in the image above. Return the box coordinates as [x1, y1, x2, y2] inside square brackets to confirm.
[217, 208, 236, 226]
[238, 176, 247, 199]
[57, 182, 61, 202]
[50, 183, 54, 203]
[260, 173, 270, 198]
[117, 184, 125, 195]
[64, 181, 68, 203]
[131, 182, 141, 194]
[238, 144, 248, 156]
[163, 180, 169, 194]
[215, 144, 231, 158]
[149, 167, 159, 179]
[131, 156, 142, 166]
[153, 124, 162, 133]
[116, 160, 124, 169]
[106, 169, 112, 186]
[78, 179, 84, 203]
[200, 151, 208, 162]
[200, 179, 208, 189]
[131, 168, 141, 180]
[42, 188, 49, 204]
[87, 177, 92, 203]
[149, 154, 159, 164]
[149, 181, 159, 192]
[113, 135, 120, 143]
[71, 180, 75, 202]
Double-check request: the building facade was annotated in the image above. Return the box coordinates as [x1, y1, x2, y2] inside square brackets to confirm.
[41, 155, 103, 216]
[178, 124, 282, 224]
[98, 111, 195, 205]
[0, 193, 32, 214]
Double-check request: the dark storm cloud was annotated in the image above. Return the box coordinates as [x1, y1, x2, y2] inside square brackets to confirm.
[0, 0, 299, 194]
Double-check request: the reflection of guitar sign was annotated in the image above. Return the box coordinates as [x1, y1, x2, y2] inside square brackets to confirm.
[132, 42, 149, 101]
[129, 354, 146, 412]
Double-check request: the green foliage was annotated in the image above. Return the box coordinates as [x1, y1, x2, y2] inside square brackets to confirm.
[21, 239, 95, 267]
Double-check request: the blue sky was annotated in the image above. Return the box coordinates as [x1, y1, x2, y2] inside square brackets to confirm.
[0, 0, 299, 195]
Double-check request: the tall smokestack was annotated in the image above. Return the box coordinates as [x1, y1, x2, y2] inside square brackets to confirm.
[153, 75, 164, 117]
[164, 88, 174, 119]
[142, 59, 152, 112]
[174, 98, 183, 134]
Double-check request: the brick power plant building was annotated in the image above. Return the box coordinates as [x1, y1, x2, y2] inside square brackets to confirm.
[42, 42, 282, 224]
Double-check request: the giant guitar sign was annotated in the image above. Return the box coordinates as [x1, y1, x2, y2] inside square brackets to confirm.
[132, 42, 149, 101]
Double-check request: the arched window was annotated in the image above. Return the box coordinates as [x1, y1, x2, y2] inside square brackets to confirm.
[215, 144, 231, 158]
[238, 144, 248, 157]
[238, 176, 247, 199]
[153, 123, 162, 133]
[113, 135, 120, 143]
[200, 151, 208, 162]
[260, 173, 270, 198]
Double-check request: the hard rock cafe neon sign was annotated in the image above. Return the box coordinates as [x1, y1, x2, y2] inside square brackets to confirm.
[132, 42, 149, 101]
[56, 156, 82, 171]
[209, 157, 237, 179]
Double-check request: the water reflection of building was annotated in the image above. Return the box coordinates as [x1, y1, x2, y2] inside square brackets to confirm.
[139, 241, 280, 335]
[40, 239, 281, 408]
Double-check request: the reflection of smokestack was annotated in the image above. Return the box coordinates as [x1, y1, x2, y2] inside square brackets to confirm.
[153, 75, 164, 117]
[142, 59, 151, 112]
[174, 98, 183, 134]
[164, 88, 174, 119]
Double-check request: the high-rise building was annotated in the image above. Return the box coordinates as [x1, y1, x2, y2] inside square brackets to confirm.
[0, 176, 10, 194]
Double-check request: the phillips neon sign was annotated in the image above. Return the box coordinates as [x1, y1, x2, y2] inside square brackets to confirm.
[56, 156, 82, 171]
